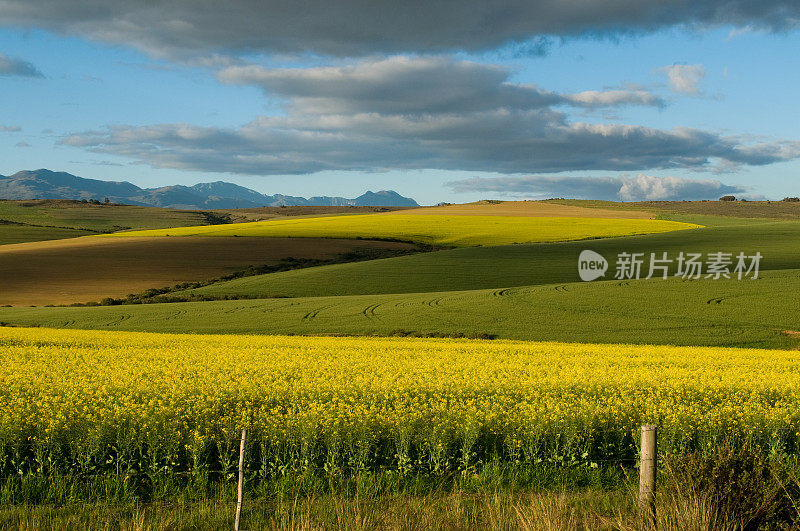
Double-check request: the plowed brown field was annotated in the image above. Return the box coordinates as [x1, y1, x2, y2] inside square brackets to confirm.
[0, 236, 416, 306]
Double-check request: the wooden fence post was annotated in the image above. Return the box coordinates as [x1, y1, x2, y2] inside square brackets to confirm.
[639, 424, 657, 526]
[235, 428, 247, 531]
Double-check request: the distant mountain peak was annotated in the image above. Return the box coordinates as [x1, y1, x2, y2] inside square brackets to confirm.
[0, 169, 419, 209]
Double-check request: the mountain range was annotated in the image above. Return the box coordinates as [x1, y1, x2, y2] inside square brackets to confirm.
[0, 170, 419, 209]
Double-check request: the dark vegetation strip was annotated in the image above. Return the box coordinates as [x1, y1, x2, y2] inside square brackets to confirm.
[60, 244, 437, 307]
[303, 329, 498, 340]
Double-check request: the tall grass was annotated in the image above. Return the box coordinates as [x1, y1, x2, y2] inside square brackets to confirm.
[5, 449, 800, 529]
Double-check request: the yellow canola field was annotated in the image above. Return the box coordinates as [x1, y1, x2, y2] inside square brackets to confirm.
[2, 327, 798, 476]
[99, 214, 702, 247]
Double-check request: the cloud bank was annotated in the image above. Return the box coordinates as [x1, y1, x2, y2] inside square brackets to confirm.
[0, 53, 42, 77]
[61, 57, 800, 176]
[446, 174, 746, 201]
[0, 1, 798, 58]
[216, 57, 665, 114]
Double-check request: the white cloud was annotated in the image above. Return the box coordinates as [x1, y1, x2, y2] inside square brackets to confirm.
[446, 174, 746, 201]
[0, 125, 22, 132]
[656, 64, 706, 95]
[564, 90, 665, 108]
[617, 174, 732, 200]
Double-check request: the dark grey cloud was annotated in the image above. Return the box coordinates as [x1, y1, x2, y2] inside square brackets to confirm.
[446, 174, 747, 201]
[59, 56, 800, 177]
[60, 115, 800, 176]
[217, 57, 665, 114]
[0, 1, 798, 58]
[0, 53, 43, 77]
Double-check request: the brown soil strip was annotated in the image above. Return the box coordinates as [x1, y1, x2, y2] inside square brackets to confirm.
[0, 236, 415, 306]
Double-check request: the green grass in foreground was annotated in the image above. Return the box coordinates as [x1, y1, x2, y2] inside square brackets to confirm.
[3, 450, 798, 530]
[0, 490, 630, 531]
[3, 268, 798, 348]
[169, 218, 800, 300]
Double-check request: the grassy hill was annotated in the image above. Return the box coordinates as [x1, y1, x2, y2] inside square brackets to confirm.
[553, 198, 800, 220]
[2, 199, 799, 350]
[0, 200, 222, 244]
[0, 200, 413, 245]
[169, 217, 799, 299]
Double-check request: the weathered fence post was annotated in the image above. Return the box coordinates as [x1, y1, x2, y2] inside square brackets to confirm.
[639, 424, 657, 526]
[235, 428, 247, 531]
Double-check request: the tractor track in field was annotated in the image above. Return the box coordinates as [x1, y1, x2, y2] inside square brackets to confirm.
[165, 309, 187, 320]
[554, 285, 569, 292]
[104, 313, 132, 327]
[393, 298, 419, 309]
[361, 303, 382, 320]
[617, 281, 631, 287]
[302, 305, 333, 321]
[706, 297, 724, 304]
[424, 296, 444, 308]
[493, 288, 512, 297]
[222, 305, 254, 314]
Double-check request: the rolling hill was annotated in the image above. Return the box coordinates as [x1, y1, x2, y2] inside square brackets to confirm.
[1, 199, 797, 352]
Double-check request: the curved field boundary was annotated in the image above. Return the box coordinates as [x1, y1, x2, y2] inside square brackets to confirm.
[173, 219, 800, 300]
[99, 214, 701, 248]
[0, 236, 417, 306]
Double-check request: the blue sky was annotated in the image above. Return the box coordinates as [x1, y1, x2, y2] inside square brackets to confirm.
[1, 3, 798, 205]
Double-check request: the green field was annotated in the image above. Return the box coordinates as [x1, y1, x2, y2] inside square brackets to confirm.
[165, 216, 799, 299]
[102, 213, 698, 247]
[0, 200, 218, 231]
[0, 223, 92, 244]
[2, 268, 797, 348]
[1, 210, 797, 349]
[0, 200, 223, 244]
[554, 198, 800, 220]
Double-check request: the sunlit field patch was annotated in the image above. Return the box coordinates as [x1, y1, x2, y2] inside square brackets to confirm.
[99, 214, 701, 247]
